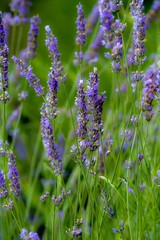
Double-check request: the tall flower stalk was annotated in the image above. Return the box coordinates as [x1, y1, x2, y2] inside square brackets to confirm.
[129, 0, 146, 65]
[40, 104, 62, 175]
[74, 3, 86, 65]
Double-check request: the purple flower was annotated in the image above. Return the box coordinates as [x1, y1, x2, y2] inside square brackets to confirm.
[20, 228, 40, 240]
[110, 0, 123, 12]
[72, 228, 82, 237]
[128, 187, 134, 195]
[138, 183, 146, 191]
[0, 12, 9, 91]
[138, 153, 143, 163]
[0, 12, 5, 48]
[40, 104, 62, 175]
[12, 56, 44, 96]
[99, 0, 125, 71]
[146, 0, 160, 25]
[74, 51, 84, 65]
[76, 3, 86, 46]
[7, 107, 20, 130]
[86, 4, 99, 35]
[85, 29, 103, 63]
[40, 192, 49, 202]
[26, 15, 41, 59]
[141, 64, 159, 121]
[0, 170, 9, 198]
[3, 198, 14, 210]
[20, 229, 28, 239]
[3, 13, 12, 43]
[112, 228, 119, 233]
[45, 25, 65, 82]
[9, 0, 31, 21]
[7, 151, 21, 197]
[129, 0, 146, 65]
[87, 68, 106, 151]
[18, 91, 29, 101]
[46, 69, 59, 118]
[52, 188, 71, 206]
[75, 79, 89, 142]
[99, 0, 114, 49]
[0, 45, 9, 91]
[29, 232, 40, 240]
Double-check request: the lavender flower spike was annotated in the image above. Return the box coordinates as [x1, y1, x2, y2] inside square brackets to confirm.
[87, 68, 106, 151]
[10, 0, 31, 21]
[0, 12, 9, 91]
[40, 104, 62, 175]
[8, 151, 21, 197]
[0, 12, 5, 48]
[46, 68, 59, 118]
[86, 4, 99, 35]
[141, 64, 159, 121]
[0, 170, 9, 198]
[12, 56, 44, 96]
[130, 0, 146, 65]
[0, 45, 9, 91]
[75, 79, 89, 141]
[26, 15, 41, 59]
[45, 25, 65, 82]
[146, 0, 160, 26]
[85, 29, 103, 64]
[20, 228, 40, 240]
[76, 3, 86, 46]
[74, 3, 86, 65]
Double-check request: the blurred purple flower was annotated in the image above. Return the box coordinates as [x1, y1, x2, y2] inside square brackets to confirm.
[26, 15, 41, 59]
[12, 56, 44, 96]
[20, 228, 40, 240]
[10, 0, 31, 21]
[128, 187, 134, 195]
[7, 151, 21, 197]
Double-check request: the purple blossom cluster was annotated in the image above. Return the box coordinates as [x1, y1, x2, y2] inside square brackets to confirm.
[87, 68, 106, 151]
[26, 15, 41, 60]
[9, 0, 31, 22]
[86, 4, 99, 35]
[8, 151, 21, 197]
[99, 0, 126, 71]
[0, 12, 9, 92]
[12, 56, 44, 96]
[76, 3, 86, 46]
[75, 68, 106, 162]
[75, 79, 89, 142]
[45, 25, 65, 83]
[85, 29, 103, 64]
[52, 188, 71, 206]
[146, 0, 160, 25]
[20, 228, 40, 240]
[66, 218, 83, 238]
[74, 3, 86, 64]
[142, 64, 160, 121]
[45, 25, 64, 118]
[129, 0, 146, 65]
[40, 104, 62, 175]
[0, 170, 9, 198]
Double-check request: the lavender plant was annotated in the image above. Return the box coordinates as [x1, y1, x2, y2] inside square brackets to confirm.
[1, 0, 160, 239]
